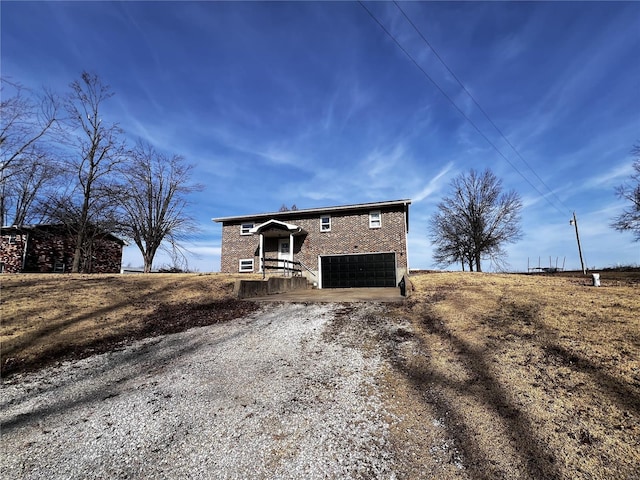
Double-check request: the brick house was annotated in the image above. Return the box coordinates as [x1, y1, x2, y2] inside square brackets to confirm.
[213, 199, 411, 288]
[0, 224, 125, 274]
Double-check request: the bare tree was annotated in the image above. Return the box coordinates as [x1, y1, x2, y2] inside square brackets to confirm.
[278, 204, 298, 212]
[0, 79, 59, 224]
[60, 72, 127, 272]
[611, 144, 640, 241]
[42, 188, 122, 272]
[118, 141, 202, 273]
[0, 79, 58, 177]
[428, 168, 523, 272]
[2, 157, 62, 225]
[430, 210, 474, 270]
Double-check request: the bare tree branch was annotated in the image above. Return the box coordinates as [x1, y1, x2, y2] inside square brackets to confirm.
[1, 79, 61, 224]
[57, 72, 128, 272]
[0, 79, 59, 178]
[611, 144, 640, 241]
[118, 140, 203, 273]
[428, 168, 523, 272]
[2, 156, 63, 225]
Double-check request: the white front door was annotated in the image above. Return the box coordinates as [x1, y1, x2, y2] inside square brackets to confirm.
[278, 238, 292, 270]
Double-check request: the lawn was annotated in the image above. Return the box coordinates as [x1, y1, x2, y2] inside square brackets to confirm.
[1, 270, 638, 479]
[384, 271, 640, 479]
[1, 273, 260, 376]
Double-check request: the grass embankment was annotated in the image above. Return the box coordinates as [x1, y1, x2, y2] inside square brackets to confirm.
[1, 273, 261, 376]
[2, 271, 638, 479]
[386, 271, 639, 479]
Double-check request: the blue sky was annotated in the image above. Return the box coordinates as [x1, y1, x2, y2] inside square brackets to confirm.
[2, 1, 639, 272]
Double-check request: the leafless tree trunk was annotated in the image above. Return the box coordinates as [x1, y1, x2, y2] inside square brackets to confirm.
[61, 72, 127, 272]
[429, 169, 522, 272]
[42, 188, 123, 273]
[118, 141, 202, 273]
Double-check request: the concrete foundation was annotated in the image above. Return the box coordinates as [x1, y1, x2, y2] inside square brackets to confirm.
[234, 276, 309, 299]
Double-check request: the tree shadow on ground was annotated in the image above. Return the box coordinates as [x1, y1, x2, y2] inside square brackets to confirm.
[539, 339, 639, 416]
[387, 289, 640, 479]
[389, 308, 561, 479]
[1, 278, 258, 377]
[0, 299, 262, 433]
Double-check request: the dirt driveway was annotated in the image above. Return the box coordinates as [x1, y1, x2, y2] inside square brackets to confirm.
[0, 302, 463, 479]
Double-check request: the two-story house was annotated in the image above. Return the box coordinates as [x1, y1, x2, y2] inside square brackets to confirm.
[213, 199, 411, 288]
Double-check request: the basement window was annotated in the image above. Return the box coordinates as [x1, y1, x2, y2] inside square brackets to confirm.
[239, 258, 254, 272]
[320, 215, 331, 232]
[369, 210, 381, 229]
[240, 223, 254, 235]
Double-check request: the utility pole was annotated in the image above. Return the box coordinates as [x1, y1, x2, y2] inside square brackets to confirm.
[570, 212, 586, 275]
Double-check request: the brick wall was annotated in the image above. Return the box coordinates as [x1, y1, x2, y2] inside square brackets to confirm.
[220, 224, 260, 273]
[219, 206, 408, 279]
[0, 234, 27, 273]
[0, 229, 123, 273]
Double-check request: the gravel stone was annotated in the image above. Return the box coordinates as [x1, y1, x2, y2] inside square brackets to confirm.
[1, 303, 397, 479]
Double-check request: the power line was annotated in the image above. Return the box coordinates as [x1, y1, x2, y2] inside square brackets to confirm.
[393, 1, 572, 215]
[358, 1, 569, 218]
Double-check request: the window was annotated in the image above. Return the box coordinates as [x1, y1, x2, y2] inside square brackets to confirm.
[369, 210, 381, 229]
[320, 215, 331, 232]
[239, 259, 254, 272]
[240, 223, 254, 235]
[8, 234, 17, 244]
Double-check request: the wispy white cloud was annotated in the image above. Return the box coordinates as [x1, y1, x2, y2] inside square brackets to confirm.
[5, 1, 639, 273]
[362, 143, 407, 178]
[581, 162, 635, 190]
[520, 186, 570, 211]
[320, 77, 372, 134]
[412, 162, 454, 203]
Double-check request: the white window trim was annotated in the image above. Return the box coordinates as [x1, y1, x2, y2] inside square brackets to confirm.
[320, 215, 331, 232]
[240, 223, 254, 236]
[239, 258, 254, 272]
[369, 210, 381, 229]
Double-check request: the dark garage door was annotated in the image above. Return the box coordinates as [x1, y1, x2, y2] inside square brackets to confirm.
[321, 253, 396, 288]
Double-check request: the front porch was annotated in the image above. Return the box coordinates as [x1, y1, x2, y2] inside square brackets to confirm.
[249, 219, 310, 279]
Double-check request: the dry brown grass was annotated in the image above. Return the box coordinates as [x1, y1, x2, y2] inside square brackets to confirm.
[2, 271, 638, 479]
[385, 271, 640, 479]
[1, 273, 261, 376]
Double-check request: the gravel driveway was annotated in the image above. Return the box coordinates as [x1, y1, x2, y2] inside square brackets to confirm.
[1, 303, 401, 479]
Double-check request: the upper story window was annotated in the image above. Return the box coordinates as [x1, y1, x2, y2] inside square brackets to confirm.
[240, 223, 254, 235]
[369, 210, 381, 229]
[320, 215, 331, 232]
[8, 234, 17, 244]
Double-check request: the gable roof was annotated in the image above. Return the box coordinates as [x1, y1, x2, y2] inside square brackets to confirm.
[212, 199, 411, 223]
[249, 219, 307, 235]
